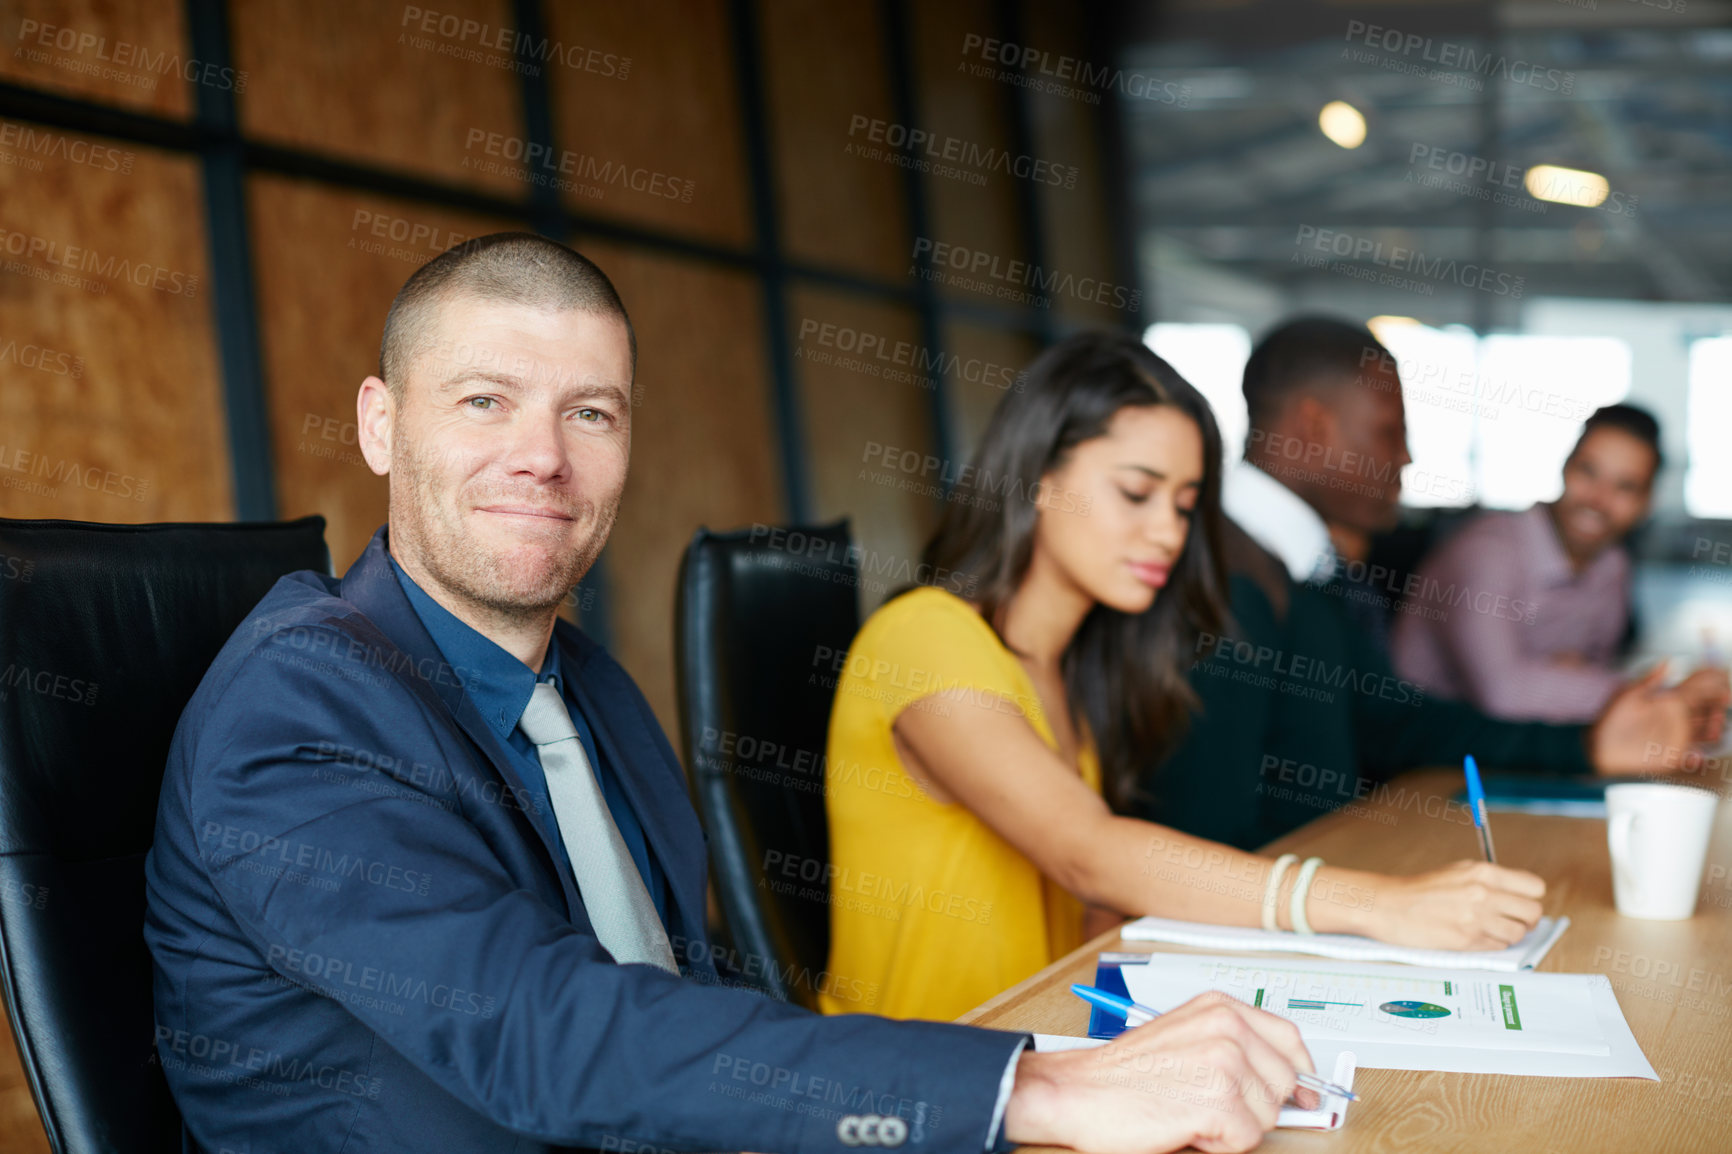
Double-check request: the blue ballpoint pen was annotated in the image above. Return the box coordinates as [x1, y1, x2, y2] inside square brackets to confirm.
[1463, 754, 1498, 864]
[1069, 983, 1360, 1102]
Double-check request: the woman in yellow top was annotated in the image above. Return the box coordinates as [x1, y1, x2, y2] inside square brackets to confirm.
[821, 331, 1550, 1021]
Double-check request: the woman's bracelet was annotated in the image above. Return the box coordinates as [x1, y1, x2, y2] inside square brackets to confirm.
[1261, 854, 1298, 932]
[1290, 856, 1325, 935]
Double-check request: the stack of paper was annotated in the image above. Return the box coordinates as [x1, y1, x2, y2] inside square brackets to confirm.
[1119, 915, 1569, 971]
[1116, 953, 1655, 1079]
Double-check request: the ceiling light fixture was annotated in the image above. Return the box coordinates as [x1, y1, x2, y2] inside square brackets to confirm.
[1525, 164, 1610, 208]
[1319, 101, 1366, 149]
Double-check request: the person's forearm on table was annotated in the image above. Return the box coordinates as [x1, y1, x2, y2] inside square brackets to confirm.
[1042, 813, 1377, 935]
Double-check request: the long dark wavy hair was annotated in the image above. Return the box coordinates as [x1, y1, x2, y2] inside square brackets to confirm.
[915, 330, 1228, 809]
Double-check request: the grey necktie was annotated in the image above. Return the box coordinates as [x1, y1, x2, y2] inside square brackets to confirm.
[517, 682, 678, 972]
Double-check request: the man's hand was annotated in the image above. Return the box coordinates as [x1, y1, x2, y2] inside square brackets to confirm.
[1675, 667, 1730, 746]
[1588, 663, 1693, 775]
[1002, 992, 1315, 1154]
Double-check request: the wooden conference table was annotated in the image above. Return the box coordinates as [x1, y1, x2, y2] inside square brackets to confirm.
[957, 769, 1732, 1153]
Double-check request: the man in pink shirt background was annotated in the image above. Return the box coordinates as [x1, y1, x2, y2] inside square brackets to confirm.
[1391, 404, 1729, 737]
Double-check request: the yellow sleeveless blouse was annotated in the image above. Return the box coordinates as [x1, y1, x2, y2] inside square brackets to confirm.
[818, 587, 1101, 1021]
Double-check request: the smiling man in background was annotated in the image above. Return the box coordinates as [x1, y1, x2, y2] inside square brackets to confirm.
[1392, 403, 1727, 733]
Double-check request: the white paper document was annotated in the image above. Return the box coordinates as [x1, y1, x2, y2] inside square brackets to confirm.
[1118, 914, 1569, 972]
[1117, 953, 1656, 1080]
[1030, 1035, 1357, 1130]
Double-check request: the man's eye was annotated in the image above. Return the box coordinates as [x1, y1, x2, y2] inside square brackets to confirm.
[466, 397, 496, 410]
[577, 407, 606, 423]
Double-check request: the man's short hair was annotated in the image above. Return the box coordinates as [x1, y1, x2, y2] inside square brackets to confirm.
[1242, 316, 1391, 426]
[379, 232, 637, 398]
[1573, 402, 1663, 474]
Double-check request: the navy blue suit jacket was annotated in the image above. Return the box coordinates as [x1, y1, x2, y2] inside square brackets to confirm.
[144, 527, 1023, 1154]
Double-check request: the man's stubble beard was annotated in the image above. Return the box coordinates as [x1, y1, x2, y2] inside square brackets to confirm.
[390, 431, 619, 625]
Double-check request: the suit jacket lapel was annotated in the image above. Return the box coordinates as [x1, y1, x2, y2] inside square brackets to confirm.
[338, 528, 585, 921]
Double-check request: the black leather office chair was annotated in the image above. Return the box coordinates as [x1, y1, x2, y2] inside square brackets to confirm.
[674, 521, 860, 1010]
[0, 516, 330, 1154]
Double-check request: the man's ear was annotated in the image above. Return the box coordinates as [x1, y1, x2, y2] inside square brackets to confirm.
[357, 376, 393, 477]
[1292, 393, 1336, 450]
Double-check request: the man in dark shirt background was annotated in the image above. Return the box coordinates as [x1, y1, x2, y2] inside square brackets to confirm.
[1132, 317, 1702, 850]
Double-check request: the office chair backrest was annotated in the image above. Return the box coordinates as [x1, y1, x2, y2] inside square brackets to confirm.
[0, 516, 330, 1154]
[674, 521, 860, 1009]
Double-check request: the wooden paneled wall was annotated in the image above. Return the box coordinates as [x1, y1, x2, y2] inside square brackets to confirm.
[0, 0, 1125, 798]
[0, 137, 231, 523]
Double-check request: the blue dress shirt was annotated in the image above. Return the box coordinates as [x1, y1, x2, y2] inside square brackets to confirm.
[390, 559, 668, 927]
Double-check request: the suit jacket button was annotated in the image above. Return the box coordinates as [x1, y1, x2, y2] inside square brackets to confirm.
[838, 1115, 863, 1146]
[878, 1116, 908, 1147]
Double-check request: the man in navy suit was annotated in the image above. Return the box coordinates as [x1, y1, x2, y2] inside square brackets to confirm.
[145, 233, 1315, 1154]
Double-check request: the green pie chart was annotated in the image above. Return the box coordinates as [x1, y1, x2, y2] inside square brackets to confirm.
[1379, 1000, 1451, 1019]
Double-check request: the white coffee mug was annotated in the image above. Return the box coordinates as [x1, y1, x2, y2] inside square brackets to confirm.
[1605, 783, 1720, 920]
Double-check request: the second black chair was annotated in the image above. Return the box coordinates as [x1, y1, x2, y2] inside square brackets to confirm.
[674, 520, 860, 1010]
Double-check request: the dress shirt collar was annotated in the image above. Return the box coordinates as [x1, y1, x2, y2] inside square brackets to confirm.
[1523, 502, 1616, 588]
[1223, 459, 1337, 583]
[389, 557, 561, 744]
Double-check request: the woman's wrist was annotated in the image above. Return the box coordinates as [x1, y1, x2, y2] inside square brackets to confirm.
[1302, 865, 1385, 936]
